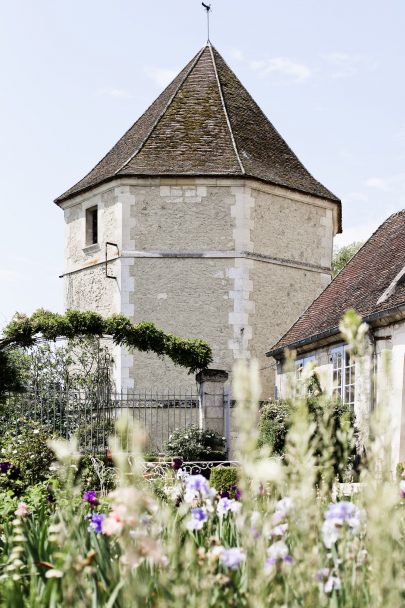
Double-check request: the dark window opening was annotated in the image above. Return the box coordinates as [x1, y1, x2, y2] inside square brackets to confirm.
[86, 206, 98, 245]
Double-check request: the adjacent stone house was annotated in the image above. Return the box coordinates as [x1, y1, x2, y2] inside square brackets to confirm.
[266, 210, 405, 467]
[55, 43, 340, 393]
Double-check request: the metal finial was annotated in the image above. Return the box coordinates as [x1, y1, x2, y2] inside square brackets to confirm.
[201, 3, 211, 42]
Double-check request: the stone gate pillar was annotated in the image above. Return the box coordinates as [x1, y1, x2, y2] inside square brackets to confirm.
[196, 369, 229, 438]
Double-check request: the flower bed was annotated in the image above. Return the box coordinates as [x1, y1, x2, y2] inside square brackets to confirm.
[0, 357, 404, 606]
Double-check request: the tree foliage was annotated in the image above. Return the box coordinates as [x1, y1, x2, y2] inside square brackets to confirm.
[0, 309, 212, 378]
[0, 350, 27, 400]
[332, 241, 363, 277]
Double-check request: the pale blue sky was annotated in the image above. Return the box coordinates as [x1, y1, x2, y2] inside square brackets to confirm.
[1, 1, 404, 325]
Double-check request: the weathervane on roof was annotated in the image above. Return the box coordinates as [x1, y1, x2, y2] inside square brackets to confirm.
[201, 3, 211, 43]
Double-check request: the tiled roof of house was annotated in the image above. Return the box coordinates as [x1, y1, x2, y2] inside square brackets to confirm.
[267, 210, 405, 357]
[55, 44, 340, 222]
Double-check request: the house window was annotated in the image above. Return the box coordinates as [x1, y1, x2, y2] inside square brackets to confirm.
[295, 354, 315, 392]
[85, 206, 98, 245]
[330, 345, 355, 405]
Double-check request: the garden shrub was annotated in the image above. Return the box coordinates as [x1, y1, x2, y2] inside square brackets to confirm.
[0, 421, 55, 493]
[0, 349, 28, 402]
[166, 426, 226, 461]
[209, 466, 239, 497]
[1, 308, 212, 374]
[78, 454, 117, 493]
[258, 400, 292, 454]
[258, 396, 359, 481]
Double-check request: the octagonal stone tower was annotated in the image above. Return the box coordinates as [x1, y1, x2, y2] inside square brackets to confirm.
[55, 44, 341, 395]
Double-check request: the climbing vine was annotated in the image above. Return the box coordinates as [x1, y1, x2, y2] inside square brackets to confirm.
[0, 309, 212, 374]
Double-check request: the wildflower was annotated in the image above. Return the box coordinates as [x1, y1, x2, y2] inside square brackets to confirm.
[219, 547, 246, 570]
[315, 568, 330, 584]
[45, 569, 64, 579]
[250, 510, 261, 539]
[15, 503, 30, 517]
[276, 497, 292, 516]
[321, 519, 341, 549]
[315, 569, 341, 593]
[217, 497, 241, 517]
[82, 490, 99, 507]
[265, 541, 292, 571]
[400, 480, 405, 498]
[186, 507, 208, 531]
[47, 437, 79, 464]
[270, 523, 288, 537]
[324, 576, 341, 594]
[88, 513, 105, 533]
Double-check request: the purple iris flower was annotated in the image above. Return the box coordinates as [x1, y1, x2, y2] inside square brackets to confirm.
[186, 507, 208, 531]
[192, 507, 207, 522]
[184, 474, 215, 502]
[171, 458, 183, 471]
[231, 485, 241, 500]
[219, 547, 246, 570]
[220, 490, 230, 499]
[265, 541, 293, 570]
[324, 501, 358, 522]
[83, 490, 98, 507]
[88, 513, 105, 533]
[0, 462, 11, 474]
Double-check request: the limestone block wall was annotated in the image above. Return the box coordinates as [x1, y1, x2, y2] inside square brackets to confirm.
[250, 263, 331, 398]
[251, 185, 335, 268]
[61, 176, 338, 396]
[128, 257, 234, 390]
[128, 182, 234, 251]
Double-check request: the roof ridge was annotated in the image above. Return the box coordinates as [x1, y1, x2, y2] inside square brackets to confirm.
[209, 44, 245, 175]
[114, 46, 207, 176]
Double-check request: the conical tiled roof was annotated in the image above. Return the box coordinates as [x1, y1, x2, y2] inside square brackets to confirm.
[55, 44, 340, 220]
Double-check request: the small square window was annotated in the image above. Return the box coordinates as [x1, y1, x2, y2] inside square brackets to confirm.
[86, 206, 98, 245]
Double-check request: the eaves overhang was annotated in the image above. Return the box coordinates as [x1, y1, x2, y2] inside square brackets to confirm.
[266, 302, 405, 360]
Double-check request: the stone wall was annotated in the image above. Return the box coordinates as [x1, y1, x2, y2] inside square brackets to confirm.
[61, 176, 338, 395]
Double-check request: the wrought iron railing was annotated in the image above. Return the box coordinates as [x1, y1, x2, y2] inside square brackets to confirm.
[2, 386, 200, 454]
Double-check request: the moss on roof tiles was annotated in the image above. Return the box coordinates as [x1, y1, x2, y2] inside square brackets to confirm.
[55, 44, 340, 221]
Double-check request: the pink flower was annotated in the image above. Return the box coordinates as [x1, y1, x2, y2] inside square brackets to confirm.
[15, 502, 30, 517]
[102, 510, 125, 536]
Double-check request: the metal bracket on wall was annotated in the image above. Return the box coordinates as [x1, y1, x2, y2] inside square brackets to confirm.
[105, 242, 119, 279]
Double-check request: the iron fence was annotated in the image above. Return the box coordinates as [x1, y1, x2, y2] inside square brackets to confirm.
[2, 386, 200, 455]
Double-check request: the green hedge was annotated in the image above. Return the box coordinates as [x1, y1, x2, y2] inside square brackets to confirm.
[209, 466, 239, 497]
[165, 426, 226, 461]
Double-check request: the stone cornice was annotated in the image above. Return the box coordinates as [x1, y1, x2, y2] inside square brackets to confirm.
[61, 249, 331, 278]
